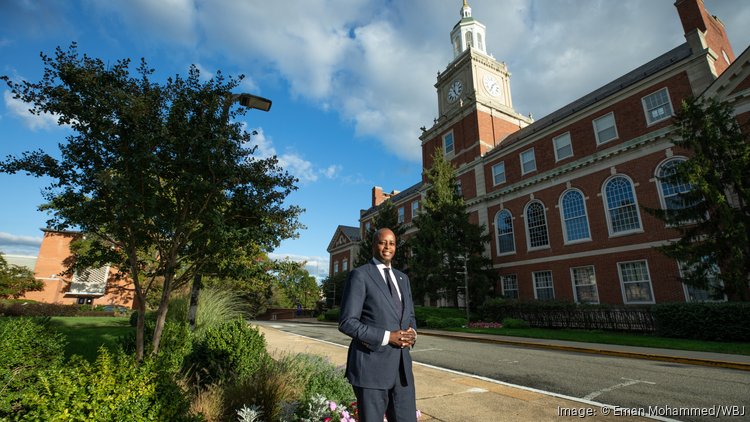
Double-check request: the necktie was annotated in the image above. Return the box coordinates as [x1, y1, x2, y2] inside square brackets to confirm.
[384, 267, 403, 317]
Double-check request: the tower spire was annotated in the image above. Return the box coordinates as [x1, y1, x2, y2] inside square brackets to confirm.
[451, 0, 486, 58]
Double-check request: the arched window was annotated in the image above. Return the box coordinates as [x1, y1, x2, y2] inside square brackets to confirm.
[657, 158, 692, 210]
[465, 31, 473, 49]
[560, 190, 590, 243]
[604, 176, 641, 234]
[525, 201, 549, 249]
[495, 209, 515, 254]
[477, 33, 484, 51]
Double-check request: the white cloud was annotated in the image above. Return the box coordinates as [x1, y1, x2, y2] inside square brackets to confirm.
[4, 90, 60, 131]
[246, 128, 341, 184]
[0, 232, 43, 256]
[268, 252, 329, 280]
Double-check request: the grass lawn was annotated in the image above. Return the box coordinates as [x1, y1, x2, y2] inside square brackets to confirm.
[49, 316, 133, 362]
[445, 326, 750, 356]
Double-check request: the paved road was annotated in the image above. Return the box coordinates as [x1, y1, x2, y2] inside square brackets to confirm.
[259, 321, 750, 422]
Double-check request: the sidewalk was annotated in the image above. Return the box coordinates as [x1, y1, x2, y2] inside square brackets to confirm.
[257, 324, 657, 422]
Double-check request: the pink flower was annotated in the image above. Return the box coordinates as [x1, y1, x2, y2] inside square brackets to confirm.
[323, 418, 332, 422]
[416, 409, 422, 419]
[328, 401, 337, 411]
[341, 410, 350, 418]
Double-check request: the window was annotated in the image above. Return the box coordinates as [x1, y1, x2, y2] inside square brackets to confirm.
[533, 271, 555, 300]
[443, 132, 455, 155]
[560, 190, 591, 243]
[342, 259, 348, 271]
[642, 88, 673, 125]
[333, 262, 339, 274]
[495, 209, 515, 254]
[657, 158, 693, 211]
[604, 176, 642, 235]
[593, 112, 618, 144]
[455, 180, 462, 198]
[520, 148, 536, 175]
[680, 259, 726, 302]
[618, 260, 654, 304]
[477, 33, 484, 51]
[501, 274, 518, 299]
[571, 266, 599, 304]
[491, 162, 506, 185]
[525, 201, 549, 249]
[397, 206, 405, 223]
[465, 31, 473, 48]
[452, 36, 460, 56]
[411, 200, 419, 218]
[553, 132, 573, 161]
[364, 222, 371, 233]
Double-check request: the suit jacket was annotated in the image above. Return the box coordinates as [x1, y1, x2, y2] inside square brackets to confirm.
[338, 259, 417, 389]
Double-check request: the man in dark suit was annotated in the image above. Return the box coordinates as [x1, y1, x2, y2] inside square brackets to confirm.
[339, 228, 418, 422]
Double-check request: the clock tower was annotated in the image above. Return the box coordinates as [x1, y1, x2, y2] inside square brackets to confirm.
[422, 1, 532, 172]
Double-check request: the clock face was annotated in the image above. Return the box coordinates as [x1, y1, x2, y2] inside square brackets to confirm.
[447, 79, 463, 103]
[483, 74, 502, 98]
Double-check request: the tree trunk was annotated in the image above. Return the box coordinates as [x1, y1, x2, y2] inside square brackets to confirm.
[150, 274, 172, 356]
[188, 273, 202, 330]
[135, 298, 146, 361]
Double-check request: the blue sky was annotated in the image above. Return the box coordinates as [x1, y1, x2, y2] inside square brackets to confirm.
[2, 0, 750, 279]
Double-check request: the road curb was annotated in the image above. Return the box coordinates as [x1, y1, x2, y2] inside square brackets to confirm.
[419, 331, 750, 372]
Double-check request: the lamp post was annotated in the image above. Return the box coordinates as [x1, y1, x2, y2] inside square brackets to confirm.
[188, 92, 272, 331]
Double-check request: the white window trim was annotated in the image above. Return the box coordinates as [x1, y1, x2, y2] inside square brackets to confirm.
[570, 265, 600, 304]
[678, 260, 727, 303]
[592, 112, 619, 145]
[553, 132, 573, 161]
[411, 200, 419, 217]
[532, 271, 555, 300]
[397, 206, 405, 224]
[342, 259, 348, 271]
[524, 200, 550, 251]
[602, 174, 644, 237]
[501, 274, 519, 299]
[520, 147, 536, 175]
[494, 209, 516, 256]
[617, 260, 656, 304]
[558, 188, 592, 245]
[443, 131, 455, 156]
[491, 161, 506, 186]
[333, 262, 339, 274]
[641, 87, 674, 126]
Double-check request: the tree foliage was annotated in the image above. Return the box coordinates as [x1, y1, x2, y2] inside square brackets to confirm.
[0, 44, 303, 359]
[408, 149, 496, 308]
[646, 97, 750, 300]
[320, 270, 349, 308]
[272, 259, 319, 309]
[0, 253, 43, 299]
[354, 199, 407, 269]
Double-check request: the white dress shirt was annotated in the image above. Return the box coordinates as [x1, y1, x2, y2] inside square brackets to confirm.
[373, 258, 401, 345]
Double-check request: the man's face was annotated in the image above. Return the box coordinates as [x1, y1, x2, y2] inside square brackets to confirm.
[373, 230, 397, 266]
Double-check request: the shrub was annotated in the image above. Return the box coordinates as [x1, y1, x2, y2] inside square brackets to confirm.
[288, 354, 354, 406]
[653, 302, 750, 342]
[186, 318, 268, 386]
[0, 302, 80, 317]
[14, 348, 198, 421]
[323, 307, 340, 322]
[0, 317, 66, 416]
[502, 318, 530, 329]
[414, 306, 466, 327]
[423, 317, 466, 329]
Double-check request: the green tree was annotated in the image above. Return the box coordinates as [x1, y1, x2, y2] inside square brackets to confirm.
[355, 199, 408, 269]
[273, 259, 319, 309]
[320, 270, 348, 308]
[408, 149, 496, 309]
[0, 253, 42, 299]
[646, 97, 750, 300]
[1, 44, 302, 359]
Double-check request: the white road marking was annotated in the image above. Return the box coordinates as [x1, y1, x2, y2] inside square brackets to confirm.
[410, 348, 442, 353]
[583, 377, 657, 401]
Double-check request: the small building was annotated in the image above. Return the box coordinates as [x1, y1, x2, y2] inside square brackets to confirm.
[20, 229, 135, 308]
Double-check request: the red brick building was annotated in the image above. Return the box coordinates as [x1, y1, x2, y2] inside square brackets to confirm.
[332, 0, 750, 305]
[20, 229, 135, 308]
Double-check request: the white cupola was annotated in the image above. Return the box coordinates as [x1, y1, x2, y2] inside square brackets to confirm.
[450, 0, 487, 58]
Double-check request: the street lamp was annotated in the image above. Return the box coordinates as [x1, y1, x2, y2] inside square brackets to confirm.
[233, 93, 272, 112]
[188, 91, 272, 331]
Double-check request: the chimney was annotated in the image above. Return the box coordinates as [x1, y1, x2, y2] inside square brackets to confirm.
[372, 186, 385, 207]
[675, 0, 735, 77]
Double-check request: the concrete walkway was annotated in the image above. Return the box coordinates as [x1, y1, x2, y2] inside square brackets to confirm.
[257, 324, 661, 421]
